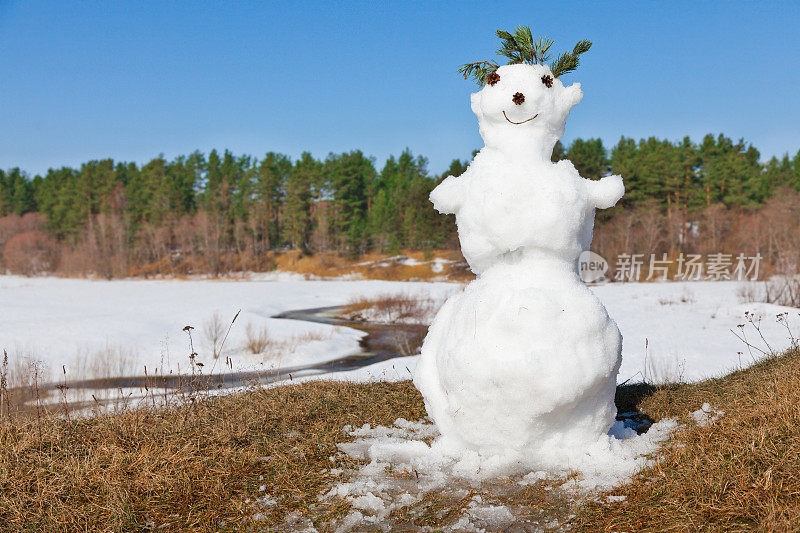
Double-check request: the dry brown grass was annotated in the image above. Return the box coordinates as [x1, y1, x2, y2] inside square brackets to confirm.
[241, 328, 330, 361]
[578, 348, 800, 532]
[272, 249, 474, 282]
[244, 323, 270, 354]
[342, 293, 439, 325]
[5, 343, 800, 530]
[0, 380, 427, 531]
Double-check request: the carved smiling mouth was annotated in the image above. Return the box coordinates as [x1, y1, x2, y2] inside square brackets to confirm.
[503, 110, 538, 125]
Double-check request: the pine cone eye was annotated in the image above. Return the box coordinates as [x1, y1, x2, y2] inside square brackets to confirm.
[541, 75, 553, 88]
[486, 72, 500, 86]
[512, 92, 525, 105]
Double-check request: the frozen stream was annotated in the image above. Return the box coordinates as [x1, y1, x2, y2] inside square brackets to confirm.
[29, 305, 426, 408]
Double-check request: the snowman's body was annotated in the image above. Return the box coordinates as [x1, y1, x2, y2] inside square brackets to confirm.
[414, 63, 625, 461]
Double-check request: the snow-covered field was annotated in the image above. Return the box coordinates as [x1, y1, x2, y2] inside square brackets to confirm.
[0, 275, 455, 385]
[0, 275, 797, 387]
[305, 280, 800, 385]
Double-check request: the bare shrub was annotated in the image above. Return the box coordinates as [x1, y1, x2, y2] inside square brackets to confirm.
[287, 330, 328, 346]
[244, 323, 270, 354]
[390, 331, 419, 357]
[343, 293, 439, 324]
[3, 230, 58, 275]
[69, 343, 137, 381]
[697, 204, 730, 255]
[738, 257, 800, 308]
[91, 213, 130, 278]
[6, 350, 50, 390]
[0, 214, 22, 258]
[645, 351, 687, 385]
[737, 282, 760, 303]
[765, 278, 800, 307]
[203, 312, 225, 359]
[56, 240, 94, 276]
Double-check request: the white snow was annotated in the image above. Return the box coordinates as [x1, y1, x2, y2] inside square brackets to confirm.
[0, 275, 454, 383]
[301, 281, 799, 386]
[690, 402, 725, 427]
[322, 415, 679, 529]
[467, 502, 515, 527]
[336, 417, 678, 494]
[1, 276, 795, 390]
[596, 281, 799, 383]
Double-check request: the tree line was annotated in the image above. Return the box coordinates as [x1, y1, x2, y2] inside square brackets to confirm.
[0, 133, 799, 276]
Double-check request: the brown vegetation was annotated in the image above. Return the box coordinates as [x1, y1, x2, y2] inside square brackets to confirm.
[578, 347, 800, 531]
[0, 380, 426, 531]
[595, 190, 800, 281]
[272, 249, 471, 281]
[244, 323, 271, 355]
[342, 292, 439, 324]
[4, 190, 800, 282]
[2, 345, 800, 530]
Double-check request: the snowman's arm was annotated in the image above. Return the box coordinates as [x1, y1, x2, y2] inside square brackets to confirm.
[429, 175, 464, 215]
[587, 175, 625, 210]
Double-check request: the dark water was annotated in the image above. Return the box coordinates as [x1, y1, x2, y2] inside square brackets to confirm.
[52, 306, 427, 396]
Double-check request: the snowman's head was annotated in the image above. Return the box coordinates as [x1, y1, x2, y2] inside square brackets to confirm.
[470, 63, 582, 157]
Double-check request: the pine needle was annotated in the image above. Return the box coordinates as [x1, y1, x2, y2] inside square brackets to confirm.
[459, 27, 592, 85]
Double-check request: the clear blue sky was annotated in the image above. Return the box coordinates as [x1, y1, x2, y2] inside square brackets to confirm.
[2, 0, 799, 177]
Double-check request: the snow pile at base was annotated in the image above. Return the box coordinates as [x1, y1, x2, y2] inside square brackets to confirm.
[321, 416, 677, 530]
[691, 402, 725, 427]
[321, 416, 677, 531]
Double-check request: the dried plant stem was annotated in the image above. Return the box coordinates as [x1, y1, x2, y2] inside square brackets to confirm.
[58, 365, 70, 425]
[210, 310, 240, 374]
[34, 366, 42, 449]
[0, 350, 9, 422]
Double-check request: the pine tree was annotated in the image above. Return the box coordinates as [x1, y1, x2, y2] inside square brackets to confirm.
[0, 168, 36, 215]
[566, 138, 609, 181]
[326, 150, 374, 254]
[281, 152, 316, 251]
[253, 152, 291, 248]
[551, 141, 566, 162]
[368, 156, 400, 252]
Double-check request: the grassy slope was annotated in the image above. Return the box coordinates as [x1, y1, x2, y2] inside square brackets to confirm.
[0, 382, 426, 531]
[2, 348, 799, 531]
[579, 347, 800, 531]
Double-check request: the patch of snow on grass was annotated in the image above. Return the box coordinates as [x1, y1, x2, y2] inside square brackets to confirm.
[467, 501, 515, 528]
[691, 402, 725, 427]
[340, 417, 679, 492]
[324, 414, 680, 529]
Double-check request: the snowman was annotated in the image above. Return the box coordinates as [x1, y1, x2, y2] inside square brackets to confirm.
[414, 30, 626, 465]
